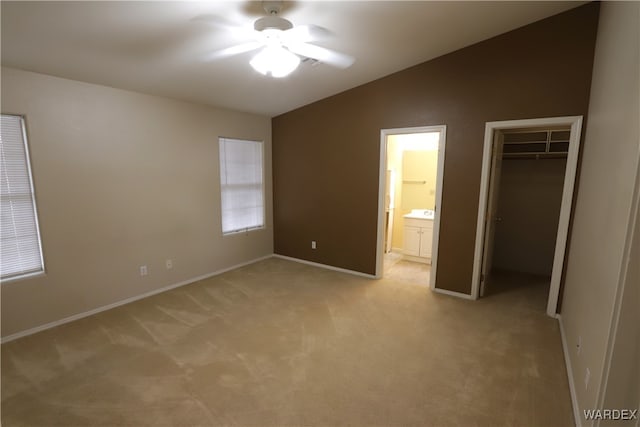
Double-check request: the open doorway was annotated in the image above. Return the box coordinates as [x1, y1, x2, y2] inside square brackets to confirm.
[376, 126, 446, 290]
[472, 116, 583, 316]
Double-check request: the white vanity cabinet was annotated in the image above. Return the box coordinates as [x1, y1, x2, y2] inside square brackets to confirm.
[403, 217, 433, 263]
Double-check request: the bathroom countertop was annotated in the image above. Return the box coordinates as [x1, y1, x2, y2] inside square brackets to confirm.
[403, 209, 435, 220]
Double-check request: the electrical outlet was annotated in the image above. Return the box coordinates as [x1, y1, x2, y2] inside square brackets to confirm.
[139, 265, 148, 276]
[584, 368, 591, 389]
[311, 240, 317, 249]
[166, 259, 173, 269]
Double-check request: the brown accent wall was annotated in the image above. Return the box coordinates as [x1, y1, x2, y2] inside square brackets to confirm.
[272, 4, 599, 293]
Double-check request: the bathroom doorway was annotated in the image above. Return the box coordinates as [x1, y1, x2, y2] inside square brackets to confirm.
[376, 126, 446, 289]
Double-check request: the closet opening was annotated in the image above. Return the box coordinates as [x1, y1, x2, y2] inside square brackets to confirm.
[472, 116, 583, 316]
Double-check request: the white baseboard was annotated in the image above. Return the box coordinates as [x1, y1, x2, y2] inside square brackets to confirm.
[558, 314, 582, 427]
[273, 254, 377, 279]
[402, 254, 431, 265]
[1, 254, 273, 344]
[275, 255, 476, 302]
[432, 287, 476, 300]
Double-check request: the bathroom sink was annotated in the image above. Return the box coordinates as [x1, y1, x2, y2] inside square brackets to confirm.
[403, 209, 435, 220]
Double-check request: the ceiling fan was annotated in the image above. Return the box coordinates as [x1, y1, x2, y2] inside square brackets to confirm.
[201, 1, 355, 78]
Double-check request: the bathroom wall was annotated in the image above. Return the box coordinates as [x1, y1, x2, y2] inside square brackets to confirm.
[401, 150, 438, 211]
[387, 137, 404, 250]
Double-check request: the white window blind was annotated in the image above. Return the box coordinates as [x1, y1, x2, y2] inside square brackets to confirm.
[1, 115, 44, 280]
[219, 138, 264, 234]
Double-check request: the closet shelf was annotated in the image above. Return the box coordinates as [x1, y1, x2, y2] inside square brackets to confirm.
[503, 152, 568, 159]
[502, 128, 570, 159]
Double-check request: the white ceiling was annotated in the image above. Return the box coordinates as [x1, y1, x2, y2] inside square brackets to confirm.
[1, 1, 585, 117]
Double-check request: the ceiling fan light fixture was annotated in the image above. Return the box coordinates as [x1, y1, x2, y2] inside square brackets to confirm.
[250, 45, 300, 78]
[254, 16, 293, 32]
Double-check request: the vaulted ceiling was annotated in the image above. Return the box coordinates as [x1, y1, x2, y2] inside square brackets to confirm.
[1, 1, 585, 117]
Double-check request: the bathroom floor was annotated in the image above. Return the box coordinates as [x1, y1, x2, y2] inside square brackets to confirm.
[383, 251, 431, 286]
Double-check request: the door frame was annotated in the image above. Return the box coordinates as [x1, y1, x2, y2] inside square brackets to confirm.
[479, 130, 505, 297]
[375, 125, 447, 292]
[471, 116, 583, 317]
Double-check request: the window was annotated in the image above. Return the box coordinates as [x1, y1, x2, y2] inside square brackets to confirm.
[1, 115, 44, 280]
[219, 137, 264, 234]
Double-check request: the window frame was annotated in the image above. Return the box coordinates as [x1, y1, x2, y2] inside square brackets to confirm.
[218, 137, 266, 236]
[0, 114, 45, 282]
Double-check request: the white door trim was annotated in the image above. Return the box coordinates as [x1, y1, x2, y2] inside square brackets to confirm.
[471, 116, 583, 316]
[376, 125, 447, 292]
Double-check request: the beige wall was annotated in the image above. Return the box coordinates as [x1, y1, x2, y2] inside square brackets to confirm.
[492, 158, 567, 276]
[560, 2, 639, 424]
[601, 165, 640, 427]
[0, 67, 273, 338]
[601, 167, 639, 426]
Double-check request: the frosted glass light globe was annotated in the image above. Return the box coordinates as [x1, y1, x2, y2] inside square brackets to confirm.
[250, 46, 300, 78]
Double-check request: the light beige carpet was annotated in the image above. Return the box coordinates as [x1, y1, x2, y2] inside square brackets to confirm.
[1, 257, 573, 426]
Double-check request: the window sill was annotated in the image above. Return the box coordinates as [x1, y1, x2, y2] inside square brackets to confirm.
[1, 270, 46, 284]
[222, 226, 266, 237]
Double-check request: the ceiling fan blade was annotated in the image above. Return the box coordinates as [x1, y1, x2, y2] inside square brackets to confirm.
[284, 24, 332, 43]
[287, 42, 354, 69]
[202, 41, 263, 62]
